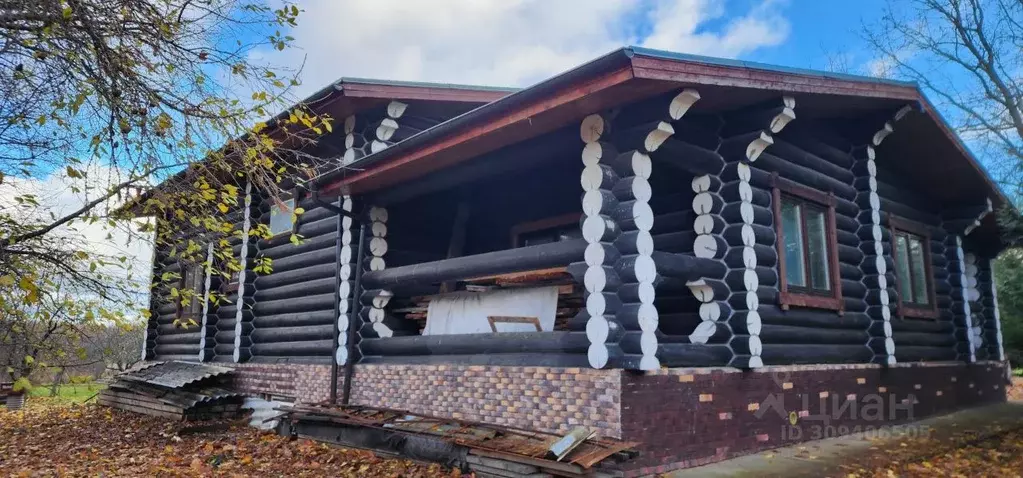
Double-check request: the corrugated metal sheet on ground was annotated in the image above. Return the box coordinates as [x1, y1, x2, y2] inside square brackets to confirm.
[119, 360, 233, 388]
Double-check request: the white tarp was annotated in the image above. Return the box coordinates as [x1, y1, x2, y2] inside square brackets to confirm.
[423, 286, 560, 335]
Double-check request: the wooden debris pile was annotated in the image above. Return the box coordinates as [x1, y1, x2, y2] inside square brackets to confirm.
[276, 403, 637, 477]
[1, 382, 25, 410]
[98, 361, 243, 421]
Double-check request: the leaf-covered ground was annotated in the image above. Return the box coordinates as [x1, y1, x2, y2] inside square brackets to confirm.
[3, 380, 1023, 477]
[834, 377, 1023, 477]
[0, 400, 460, 477]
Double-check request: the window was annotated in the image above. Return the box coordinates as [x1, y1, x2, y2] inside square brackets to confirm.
[510, 213, 582, 248]
[890, 216, 937, 319]
[771, 174, 843, 312]
[269, 198, 295, 236]
[178, 262, 204, 322]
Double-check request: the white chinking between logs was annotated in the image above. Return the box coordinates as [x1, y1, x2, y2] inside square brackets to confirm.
[335, 196, 354, 366]
[197, 242, 215, 362]
[365, 206, 394, 339]
[718, 96, 794, 369]
[341, 101, 408, 164]
[232, 180, 253, 363]
[578, 88, 701, 370]
[988, 259, 1006, 361]
[955, 236, 976, 363]
[964, 252, 983, 354]
[857, 104, 915, 366]
[579, 112, 621, 370]
[854, 145, 895, 365]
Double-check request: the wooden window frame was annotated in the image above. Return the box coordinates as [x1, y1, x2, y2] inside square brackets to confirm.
[888, 215, 939, 320]
[176, 261, 205, 324]
[510, 212, 582, 248]
[771, 174, 844, 313]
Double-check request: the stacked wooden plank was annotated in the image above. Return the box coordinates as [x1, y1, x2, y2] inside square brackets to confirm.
[97, 361, 243, 421]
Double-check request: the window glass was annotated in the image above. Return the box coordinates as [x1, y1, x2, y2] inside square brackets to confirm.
[908, 237, 929, 305]
[519, 224, 580, 247]
[781, 200, 806, 287]
[894, 234, 913, 301]
[269, 198, 295, 236]
[181, 263, 204, 316]
[805, 207, 830, 291]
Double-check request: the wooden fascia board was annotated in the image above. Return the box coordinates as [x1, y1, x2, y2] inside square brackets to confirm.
[339, 83, 512, 103]
[631, 56, 920, 100]
[321, 66, 636, 195]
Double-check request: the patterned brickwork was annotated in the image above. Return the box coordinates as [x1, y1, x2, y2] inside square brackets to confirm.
[230, 363, 333, 403]
[173, 360, 1006, 475]
[349, 365, 623, 438]
[224, 363, 624, 438]
[619, 361, 1007, 476]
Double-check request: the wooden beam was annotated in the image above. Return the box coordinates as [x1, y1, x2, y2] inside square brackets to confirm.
[320, 67, 638, 195]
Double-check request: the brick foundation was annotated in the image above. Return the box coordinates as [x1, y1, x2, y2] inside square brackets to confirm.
[227, 363, 623, 439]
[211, 360, 1007, 475]
[618, 361, 1007, 476]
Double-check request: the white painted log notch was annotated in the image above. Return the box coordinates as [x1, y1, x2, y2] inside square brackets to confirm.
[386, 100, 408, 119]
[955, 236, 976, 362]
[964, 197, 994, 236]
[642, 121, 674, 153]
[746, 131, 774, 162]
[336, 195, 354, 366]
[580, 114, 608, 144]
[375, 118, 400, 142]
[341, 115, 358, 165]
[579, 114, 619, 370]
[233, 180, 252, 364]
[197, 242, 215, 362]
[769, 96, 797, 133]
[366, 206, 393, 337]
[965, 253, 983, 352]
[728, 96, 796, 368]
[370, 139, 389, 154]
[669, 89, 702, 120]
[618, 91, 698, 370]
[856, 143, 895, 365]
[988, 259, 1006, 361]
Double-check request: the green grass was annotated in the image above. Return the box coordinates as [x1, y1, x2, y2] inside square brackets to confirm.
[27, 382, 106, 404]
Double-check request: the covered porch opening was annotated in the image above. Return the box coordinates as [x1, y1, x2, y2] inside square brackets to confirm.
[358, 127, 593, 366]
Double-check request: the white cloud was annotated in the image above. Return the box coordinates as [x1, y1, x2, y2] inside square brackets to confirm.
[267, 0, 791, 97]
[2, 1, 792, 311]
[0, 166, 154, 315]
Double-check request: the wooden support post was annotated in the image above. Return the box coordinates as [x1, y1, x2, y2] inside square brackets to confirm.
[440, 201, 471, 293]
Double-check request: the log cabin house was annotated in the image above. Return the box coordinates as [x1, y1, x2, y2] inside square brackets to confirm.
[134, 48, 1012, 474]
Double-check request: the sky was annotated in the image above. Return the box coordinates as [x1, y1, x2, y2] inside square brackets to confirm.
[264, 0, 892, 98]
[2, 0, 922, 315]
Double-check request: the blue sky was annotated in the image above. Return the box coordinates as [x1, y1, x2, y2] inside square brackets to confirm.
[267, 0, 898, 96]
[750, 0, 887, 72]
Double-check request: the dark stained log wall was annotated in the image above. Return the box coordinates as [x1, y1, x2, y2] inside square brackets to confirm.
[873, 161, 958, 363]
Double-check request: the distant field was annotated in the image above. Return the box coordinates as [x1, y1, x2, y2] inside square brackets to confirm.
[27, 382, 106, 404]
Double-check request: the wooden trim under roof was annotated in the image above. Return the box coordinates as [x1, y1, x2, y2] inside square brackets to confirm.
[630, 56, 921, 100]
[338, 81, 513, 103]
[320, 66, 638, 196]
[317, 51, 931, 198]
